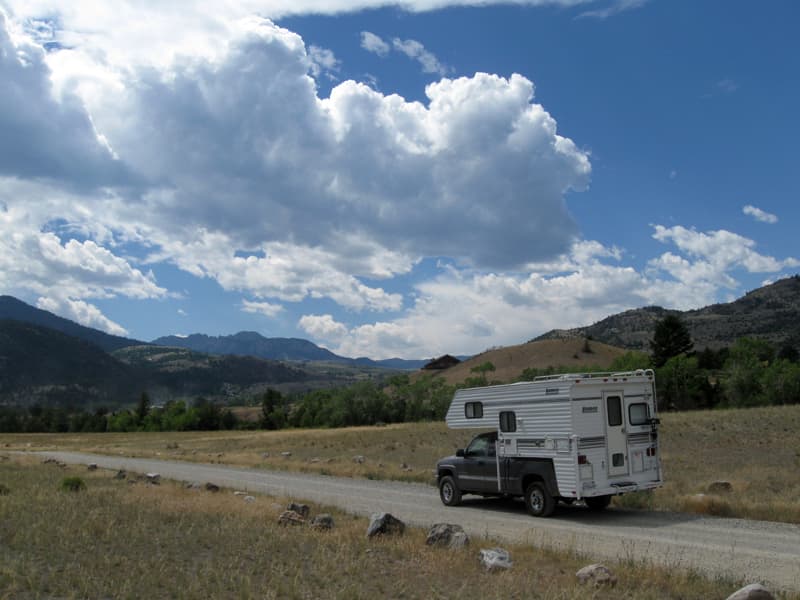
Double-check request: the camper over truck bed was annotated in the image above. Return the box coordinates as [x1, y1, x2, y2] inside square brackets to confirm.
[436, 369, 663, 517]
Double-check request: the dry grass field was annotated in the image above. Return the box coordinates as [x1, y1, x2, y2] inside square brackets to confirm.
[5, 404, 800, 523]
[0, 455, 773, 599]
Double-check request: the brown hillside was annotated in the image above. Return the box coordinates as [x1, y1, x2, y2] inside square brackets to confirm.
[425, 338, 627, 386]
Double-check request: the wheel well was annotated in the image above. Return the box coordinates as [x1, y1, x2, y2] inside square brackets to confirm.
[521, 474, 544, 492]
[438, 468, 454, 482]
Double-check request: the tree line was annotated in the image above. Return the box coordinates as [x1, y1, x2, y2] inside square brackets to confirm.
[2, 316, 797, 433]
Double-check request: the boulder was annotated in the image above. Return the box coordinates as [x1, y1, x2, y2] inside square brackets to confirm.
[244, 496, 256, 503]
[87, 463, 98, 471]
[708, 481, 733, 494]
[278, 510, 306, 526]
[725, 583, 775, 600]
[311, 514, 335, 530]
[185, 481, 202, 490]
[281, 451, 292, 458]
[479, 548, 512, 571]
[353, 455, 366, 464]
[145, 473, 161, 485]
[287, 502, 310, 519]
[366, 512, 406, 538]
[113, 470, 127, 480]
[204, 482, 220, 492]
[576, 563, 617, 586]
[426, 523, 470, 549]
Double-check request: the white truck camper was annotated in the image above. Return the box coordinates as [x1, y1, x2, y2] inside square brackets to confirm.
[437, 369, 663, 516]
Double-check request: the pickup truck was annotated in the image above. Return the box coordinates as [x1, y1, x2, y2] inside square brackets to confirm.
[436, 430, 612, 517]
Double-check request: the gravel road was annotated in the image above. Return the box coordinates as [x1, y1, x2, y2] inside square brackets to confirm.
[36, 451, 800, 593]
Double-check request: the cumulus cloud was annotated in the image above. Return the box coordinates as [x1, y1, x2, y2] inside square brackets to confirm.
[37, 296, 129, 336]
[241, 299, 285, 317]
[315, 227, 799, 359]
[0, 9, 125, 187]
[743, 204, 778, 224]
[298, 314, 349, 344]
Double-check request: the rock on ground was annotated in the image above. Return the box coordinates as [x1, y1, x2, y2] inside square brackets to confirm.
[725, 583, 774, 600]
[311, 514, 335, 530]
[576, 563, 617, 586]
[366, 513, 405, 538]
[287, 502, 310, 519]
[278, 510, 306, 526]
[479, 548, 512, 571]
[426, 523, 470, 549]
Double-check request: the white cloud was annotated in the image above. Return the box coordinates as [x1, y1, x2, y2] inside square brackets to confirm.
[360, 31, 390, 56]
[578, 0, 648, 19]
[308, 44, 340, 78]
[316, 227, 799, 359]
[241, 299, 285, 317]
[37, 296, 129, 336]
[392, 37, 448, 75]
[743, 204, 778, 224]
[298, 314, 349, 344]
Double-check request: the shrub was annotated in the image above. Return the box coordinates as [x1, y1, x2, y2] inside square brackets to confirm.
[60, 476, 86, 492]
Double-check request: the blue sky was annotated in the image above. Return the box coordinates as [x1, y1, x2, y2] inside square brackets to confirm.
[1, 0, 798, 359]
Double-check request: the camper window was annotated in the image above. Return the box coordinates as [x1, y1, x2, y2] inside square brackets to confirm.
[607, 396, 622, 427]
[465, 402, 483, 419]
[499, 411, 517, 432]
[629, 403, 649, 425]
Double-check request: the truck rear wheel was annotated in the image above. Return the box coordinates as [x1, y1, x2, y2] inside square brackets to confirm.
[524, 482, 555, 517]
[585, 495, 612, 510]
[439, 475, 462, 506]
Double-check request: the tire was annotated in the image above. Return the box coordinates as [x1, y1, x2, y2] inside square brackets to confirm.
[585, 495, 612, 510]
[439, 475, 462, 507]
[524, 481, 555, 517]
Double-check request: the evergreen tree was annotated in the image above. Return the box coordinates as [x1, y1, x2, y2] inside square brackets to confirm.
[650, 315, 694, 367]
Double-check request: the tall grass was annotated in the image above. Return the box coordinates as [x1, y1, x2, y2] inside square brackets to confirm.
[0, 456, 764, 599]
[6, 403, 800, 522]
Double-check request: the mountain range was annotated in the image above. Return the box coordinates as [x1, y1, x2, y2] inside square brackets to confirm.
[152, 332, 428, 370]
[1, 275, 798, 406]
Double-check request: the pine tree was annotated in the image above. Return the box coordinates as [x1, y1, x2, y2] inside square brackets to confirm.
[650, 315, 693, 367]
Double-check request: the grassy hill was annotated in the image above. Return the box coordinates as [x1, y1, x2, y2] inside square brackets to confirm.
[422, 337, 627, 386]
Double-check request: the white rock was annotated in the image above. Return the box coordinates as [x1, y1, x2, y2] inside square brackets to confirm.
[725, 583, 775, 600]
[479, 548, 512, 571]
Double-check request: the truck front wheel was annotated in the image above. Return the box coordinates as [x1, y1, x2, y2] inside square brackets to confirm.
[524, 481, 555, 517]
[439, 475, 462, 506]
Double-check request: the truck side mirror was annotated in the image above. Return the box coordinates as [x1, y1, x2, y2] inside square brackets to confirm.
[456, 449, 465, 457]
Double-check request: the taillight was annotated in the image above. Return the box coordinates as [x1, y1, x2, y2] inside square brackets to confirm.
[578, 454, 588, 465]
